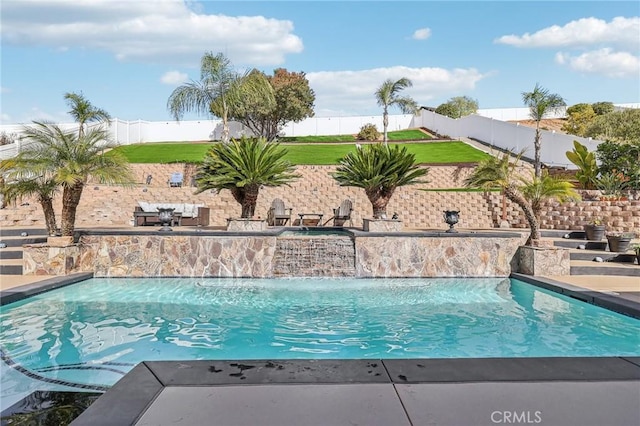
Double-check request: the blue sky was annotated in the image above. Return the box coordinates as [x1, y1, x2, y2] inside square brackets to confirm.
[1, 0, 638, 124]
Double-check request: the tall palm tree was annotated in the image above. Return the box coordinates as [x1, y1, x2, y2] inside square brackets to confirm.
[375, 78, 419, 144]
[18, 121, 134, 236]
[168, 52, 266, 143]
[64, 92, 112, 138]
[333, 143, 428, 219]
[195, 137, 299, 217]
[521, 83, 566, 178]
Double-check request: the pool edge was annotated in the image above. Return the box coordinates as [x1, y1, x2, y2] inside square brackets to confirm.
[0, 272, 94, 306]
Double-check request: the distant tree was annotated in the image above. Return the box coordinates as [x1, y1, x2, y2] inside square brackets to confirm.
[168, 52, 270, 143]
[229, 68, 315, 141]
[332, 143, 428, 219]
[521, 83, 566, 178]
[596, 140, 640, 190]
[561, 103, 595, 137]
[375, 78, 419, 144]
[435, 96, 478, 119]
[586, 109, 640, 144]
[64, 92, 111, 138]
[195, 137, 299, 218]
[591, 101, 615, 116]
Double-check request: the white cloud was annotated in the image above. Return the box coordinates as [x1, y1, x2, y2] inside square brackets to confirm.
[555, 48, 640, 78]
[495, 16, 639, 50]
[1, 0, 303, 66]
[412, 28, 431, 40]
[161, 71, 189, 85]
[307, 66, 489, 116]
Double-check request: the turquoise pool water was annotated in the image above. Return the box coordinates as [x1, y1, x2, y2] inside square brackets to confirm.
[1, 277, 639, 408]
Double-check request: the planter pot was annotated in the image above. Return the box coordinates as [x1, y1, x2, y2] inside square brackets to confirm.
[607, 236, 632, 253]
[584, 224, 605, 241]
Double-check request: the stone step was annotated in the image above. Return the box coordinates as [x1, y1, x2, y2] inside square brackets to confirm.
[0, 236, 47, 248]
[553, 239, 609, 250]
[0, 228, 48, 237]
[0, 250, 22, 260]
[569, 250, 636, 262]
[570, 260, 640, 276]
[0, 259, 22, 275]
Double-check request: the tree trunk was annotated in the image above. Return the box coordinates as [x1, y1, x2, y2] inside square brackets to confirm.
[222, 106, 230, 144]
[534, 125, 541, 178]
[383, 110, 389, 145]
[60, 182, 84, 236]
[504, 185, 540, 245]
[240, 184, 260, 218]
[366, 187, 394, 219]
[39, 195, 58, 236]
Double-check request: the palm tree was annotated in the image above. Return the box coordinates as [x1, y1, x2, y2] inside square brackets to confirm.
[521, 83, 566, 178]
[0, 165, 59, 235]
[195, 137, 299, 217]
[64, 92, 112, 138]
[18, 121, 134, 236]
[375, 78, 419, 144]
[520, 170, 580, 224]
[333, 143, 428, 219]
[464, 152, 540, 244]
[168, 52, 266, 143]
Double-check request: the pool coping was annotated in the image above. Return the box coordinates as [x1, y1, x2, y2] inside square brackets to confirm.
[70, 357, 640, 426]
[0, 272, 93, 306]
[511, 273, 640, 319]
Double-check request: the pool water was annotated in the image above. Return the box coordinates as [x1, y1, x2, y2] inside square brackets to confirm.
[1, 277, 639, 408]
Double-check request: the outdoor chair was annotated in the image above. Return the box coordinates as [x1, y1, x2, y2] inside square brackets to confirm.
[267, 198, 293, 226]
[324, 199, 353, 226]
[169, 172, 183, 187]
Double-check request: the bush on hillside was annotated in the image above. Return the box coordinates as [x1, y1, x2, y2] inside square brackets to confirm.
[357, 123, 380, 141]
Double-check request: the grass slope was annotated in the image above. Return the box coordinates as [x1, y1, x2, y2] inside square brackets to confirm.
[113, 141, 490, 165]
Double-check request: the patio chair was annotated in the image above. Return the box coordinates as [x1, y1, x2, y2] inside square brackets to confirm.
[267, 198, 292, 226]
[324, 199, 353, 226]
[169, 172, 183, 187]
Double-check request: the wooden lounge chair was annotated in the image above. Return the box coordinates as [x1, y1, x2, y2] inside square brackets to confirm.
[267, 198, 292, 226]
[324, 199, 353, 226]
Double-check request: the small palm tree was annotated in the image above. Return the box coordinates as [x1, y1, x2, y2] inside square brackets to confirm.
[333, 143, 428, 219]
[18, 121, 134, 236]
[520, 170, 580, 224]
[521, 83, 566, 178]
[64, 92, 112, 138]
[0, 167, 59, 235]
[195, 137, 299, 218]
[464, 151, 577, 245]
[375, 78, 419, 144]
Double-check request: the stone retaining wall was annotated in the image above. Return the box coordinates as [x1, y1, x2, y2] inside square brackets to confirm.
[3, 164, 638, 233]
[23, 231, 525, 278]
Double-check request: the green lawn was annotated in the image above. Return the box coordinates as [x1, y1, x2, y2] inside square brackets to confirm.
[113, 141, 490, 165]
[278, 129, 432, 143]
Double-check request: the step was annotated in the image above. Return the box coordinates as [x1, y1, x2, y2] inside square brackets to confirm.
[569, 251, 636, 263]
[0, 259, 22, 275]
[553, 239, 609, 250]
[570, 260, 640, 277]
[0, 236, 47, 248]
[540, 230, 586, 239]
[0, 228, 48, 237]
[0, 250, 22, 260]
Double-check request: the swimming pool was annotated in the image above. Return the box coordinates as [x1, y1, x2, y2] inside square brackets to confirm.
[2, 277, 639, 409]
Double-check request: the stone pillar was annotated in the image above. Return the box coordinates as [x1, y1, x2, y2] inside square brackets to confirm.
[518, 246, 570, 276]
[226, 218, 268, 232]
[362, 219, 403, 232]
[23, 242, 81, 275]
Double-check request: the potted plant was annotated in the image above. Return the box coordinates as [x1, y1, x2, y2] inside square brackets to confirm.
[606, 232, 635, 253]
[584, 217, 606, 241]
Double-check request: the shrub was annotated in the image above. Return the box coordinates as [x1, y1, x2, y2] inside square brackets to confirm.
[357, 123, 380, 141]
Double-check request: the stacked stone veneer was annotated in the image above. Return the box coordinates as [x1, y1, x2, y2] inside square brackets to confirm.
[355, 236, 522, 277]
[22, 232, 524, 278]
[2, 164, 638, 233]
